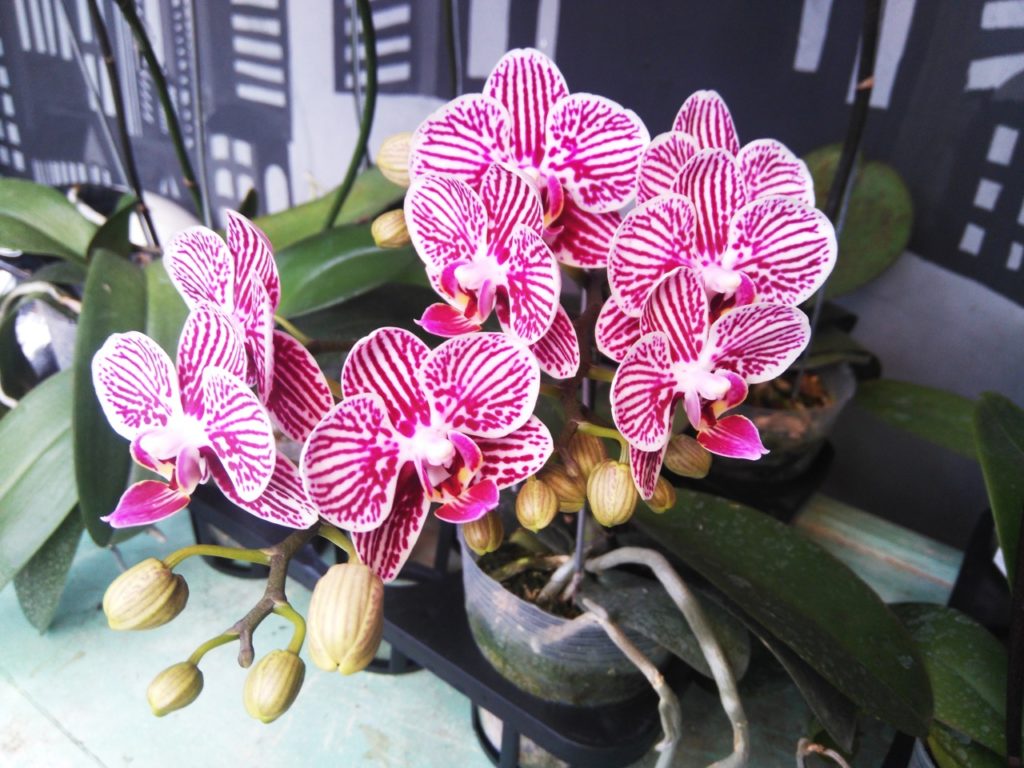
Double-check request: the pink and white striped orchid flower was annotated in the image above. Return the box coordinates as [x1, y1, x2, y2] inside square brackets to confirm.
[636, 90, 814, 206]
[91, 307, 279, 528]
[608, 149, 837, 320]
[164, 211, 333, 442]
[409, 48, 649, 269]
[405, 165, 578, 378]
[300, 328, 552, 581]
[611, 268, 809, 495]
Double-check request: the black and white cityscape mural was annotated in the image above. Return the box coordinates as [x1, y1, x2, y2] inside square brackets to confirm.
[0, 0, 1021, 304]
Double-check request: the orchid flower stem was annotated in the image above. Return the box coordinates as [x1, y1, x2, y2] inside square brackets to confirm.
[163, 544, 271, 570]
[539, 383, 561, 399]
[323, 0, 377, 231]
[585, 365, 616, 383]
[188, 631, 239, 666]
[273, 602, 307, 655]
[586, 547, 750, 768]
[795, 739, 852, 768]
[317, 524, 359, 563]
[576, 421, 629, 462]
[274, 314, 313, 347]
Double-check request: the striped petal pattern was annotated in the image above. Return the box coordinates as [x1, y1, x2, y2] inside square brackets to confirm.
[673, 90, 740, 155]
[504, 226, 560, 344]
[480, 164, 544, 259]
[672, 149, 748, 258]
[636, 132, 699, 203]
[214, 451, 319, 529]
[225, 209, 281, 315]
[547, 200, 621, 269]
[706, 303, 810, 384]
[640, 267, 709, 364]
[474, 416, 553, 489]
[596, 296, 641, 363]
[164, 227, 234, 310]
[737, 139, 815, 206]
[529, 304, 580, 379]
[610, 332, 677, 451]
[176, 307, 247, 414]
[352, 474, 430, 582]
[630, 445, 666, 501]
[266, 330, 333, 442]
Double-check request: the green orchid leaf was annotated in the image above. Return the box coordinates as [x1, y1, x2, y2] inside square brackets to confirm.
[87, 195, 138, 259]
[275, 225, 418, 318]
[291, 283, 435, 341]
[928, 722, 1003, 768]
[143, 259, 188, 357]
[14, 511, 83, 632]
[974, 393, 1024, 585]
[855, 379, 977, 461]
[30, 261, 88, 286]
[802, 326, 877, 371]
[634, 492, 933, 736]
[0, 370, 78, 591]
[238, 186, 260, 220]
[894, 603, 1006, 755]
[255, 167, 405, 251]
[72, 250, 147, 546]
[0, 178, 97, 263]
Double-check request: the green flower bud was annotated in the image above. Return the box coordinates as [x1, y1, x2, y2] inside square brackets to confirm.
[243, 650, 305, 724]
[463, 510, 504, 555]
[515, 476, 559, 532]
[567, 431, 607, 479]
[537, 464, 586, 513]
[147, 661, 203, 717]
[375, 132, 412, 187]
[371, 209, 410, 248]
[644, 476, 677, 513]
[306, 564, 384, 675]
[587, 460, 638, 527]
[663, 434, 713, 479]
[102, 557, 188, 631]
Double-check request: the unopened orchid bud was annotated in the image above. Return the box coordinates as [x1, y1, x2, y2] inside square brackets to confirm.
[515, 476, 559, 532]
[243, 649, 305, 724]
[147, 661, 203, 717]
[102, 557, 188, 631]
[587, 460, 638, 527]
[371, 209, 410, 248]
[663, 434, 712, 479]
[537, 464, 586, 512]
[463, 510, 504, 555]
[567, 431, 606, 479]
[376, 132, 412, 187]
[307, 564, 384, 676]
[645, 476, 677, 513]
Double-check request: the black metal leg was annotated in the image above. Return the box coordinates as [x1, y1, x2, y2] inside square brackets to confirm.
[498, 718, 520, 768]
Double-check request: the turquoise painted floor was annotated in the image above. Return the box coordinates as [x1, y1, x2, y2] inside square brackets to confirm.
[1, 501, 958, 767]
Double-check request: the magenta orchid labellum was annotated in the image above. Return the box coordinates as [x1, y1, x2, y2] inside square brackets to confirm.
[300, 328, 552, 581]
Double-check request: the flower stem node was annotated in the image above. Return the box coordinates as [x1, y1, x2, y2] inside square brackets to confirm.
[102, 557, 189, 631]
[515, 476, 559, 532]
[567, 431, 607, 479]
[243, 650, 305, 724]
[663, 434, 713, 479]
[645, 477, 677, 514]
[371, 209, 411, 248]
[463, 509, 505, 555]
[307, 564, 385, 676]
[376, 132, 413, 188]
[147, 662, 203, 717]
[587, 460, 638, 527]
[537, 465, 586, 513]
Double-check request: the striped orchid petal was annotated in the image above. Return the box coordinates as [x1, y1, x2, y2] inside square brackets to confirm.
[479, 164, 544, 260]
[225, 209, 281, 314]
[213, 451, 318, 529]
[421, 333, 539, 438]
[724, 196, 837, 306]
[698, 414, 767, 459]
[409, 94, 513, 189]
[341, 327, 431, 436]
[737, 140, 814, 206]
[474, 416, 553, 489]
[596, 295, 641, 363]
[266, 331, 333, 442]
[547, 200, 620, 269]
[241, 279, 275, 398]
[164, 226, 234, 311]
[636, 132, 699, 203]
[176, 307, 247, 414]
[673, 90, 740, 155]
[92, 332, 181, 442]
[672, 149, 748, 259]
[640, 267, 709, 365]
[352, 473, 430, 582]
[102, 480, 191, 528]
[529, 304, 580, 379]
[610, 332, 677, 451]
[630, 445, 667, 500]
[435, 479, 500, 523]
[706, 303, 810, 384]
[419, 303, 482, 337]
[543, 93, 650, 214]
[504, 226, 560, 344]
[485, 48, 570, 168]
[300, 394, 407, 532]
[608, 195, 699, 317]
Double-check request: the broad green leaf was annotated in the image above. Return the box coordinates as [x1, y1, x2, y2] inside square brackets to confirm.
[582, 570, 751, 680]
[13, 511, 83, 631]
[802, 325, 877, 371]
[855, 379, 977, 461]
[275, 225, 418, 318]
[0, 178, 96, 262]
[634, 492, 933, 736]
[291, 283, 435, 341]
[974, 393, 1024, 585]
[894, 604, 1006, 755]
[929, 722, 1003, 768]
[255, 167, 405, 251]
[30, 261, 88, 286]
[87, 195, 137, 258]
[144, 259, 188, 356]
[72, 250, 147, 546]
[238, 186, 260, 220]
[0, 305, 38, 399]
[0, 370, 78, 590]
[804, 145, 913, 298]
